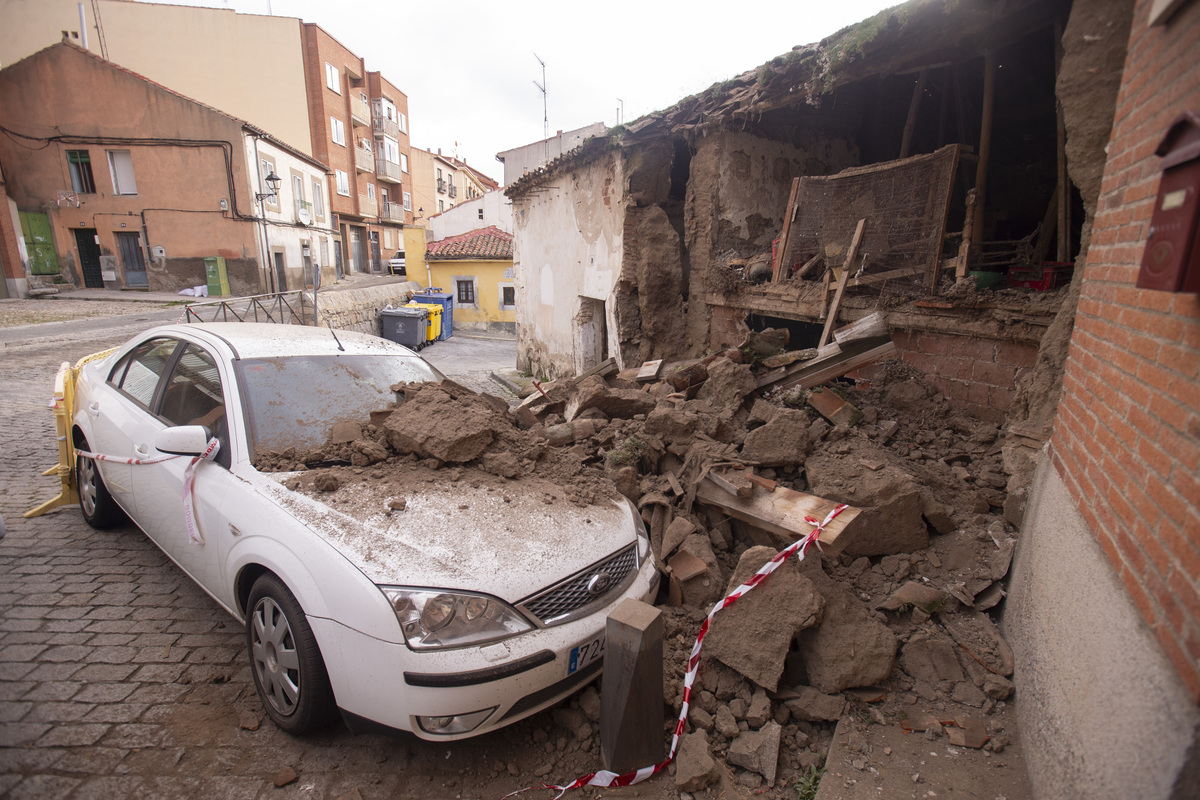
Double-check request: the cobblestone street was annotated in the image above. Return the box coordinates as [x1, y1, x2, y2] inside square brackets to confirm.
[0, 315, 591, 800]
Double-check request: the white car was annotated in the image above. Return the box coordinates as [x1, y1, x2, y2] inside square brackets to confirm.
[70, 322, 657, 739]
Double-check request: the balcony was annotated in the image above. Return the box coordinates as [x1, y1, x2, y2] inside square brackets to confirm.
[379, 201, 404, 222]
[372, 115, 399, 139]
[359, 193, 378, 219]
[437, 178, 446, 194]
[376, 159, 402, 183]
[355, 145, 375, 173]
[448, 184, 457, 198]
[350, 95, 371, 127]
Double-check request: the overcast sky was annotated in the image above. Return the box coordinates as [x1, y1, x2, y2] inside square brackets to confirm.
[153, 0, 901, 183]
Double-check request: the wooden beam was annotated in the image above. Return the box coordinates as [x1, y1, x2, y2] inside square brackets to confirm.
[971, 53, 997, 246]
[956, 189, 978, 283]
[819, 218, 865, 348]
[900, 69, 929, 159]
[600, 600, 665, 773]
[773, 177, 802, 282]
[757, 340, 897, 393]
[1054, 22, 1070, 263]
[850, 266, 923, 287]
[696, 478, 861, 553]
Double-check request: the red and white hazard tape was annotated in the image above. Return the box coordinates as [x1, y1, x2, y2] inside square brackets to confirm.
[76, 438, 221, 545]
[505, 503, 850, 799]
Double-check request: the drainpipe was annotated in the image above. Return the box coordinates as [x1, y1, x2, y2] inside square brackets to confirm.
[78, 4, 88, 49]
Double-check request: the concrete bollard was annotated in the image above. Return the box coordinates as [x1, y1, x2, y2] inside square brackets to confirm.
[600, 598, 665, 773]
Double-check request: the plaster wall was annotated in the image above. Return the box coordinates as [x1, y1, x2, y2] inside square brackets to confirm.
[0, 0, 312, 156]
[428, 259, 515, 333]
[1006, 455, 1199, 799]
[496, 123, 607, 186]
[430, 192, 512, 239]
[512, 152, 624, 379]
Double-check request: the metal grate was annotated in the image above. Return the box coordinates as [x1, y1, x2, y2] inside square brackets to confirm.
[520, 545, 638, 626]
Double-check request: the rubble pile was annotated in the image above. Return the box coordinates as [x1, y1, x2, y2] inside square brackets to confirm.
[256, 321, 1025, 796]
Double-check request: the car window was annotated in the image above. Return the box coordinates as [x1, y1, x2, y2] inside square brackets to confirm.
[109, 337, 180, 409]
[236, 354, 442, 457]
[159, 344, 231, 469]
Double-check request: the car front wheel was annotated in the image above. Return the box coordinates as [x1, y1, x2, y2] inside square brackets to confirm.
[76, 437, 126, 529]
[246, 573, 336, 735]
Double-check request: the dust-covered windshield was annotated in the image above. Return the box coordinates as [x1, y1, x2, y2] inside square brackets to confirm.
[234, 354, 443, 456]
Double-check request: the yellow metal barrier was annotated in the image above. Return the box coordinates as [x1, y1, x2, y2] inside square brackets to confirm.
[25, 348, 116, 519]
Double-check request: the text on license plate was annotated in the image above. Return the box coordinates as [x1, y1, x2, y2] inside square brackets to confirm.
[568, 636, 604, 674]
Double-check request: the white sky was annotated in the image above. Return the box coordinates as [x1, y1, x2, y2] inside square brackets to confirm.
[153, 0, 902, 183]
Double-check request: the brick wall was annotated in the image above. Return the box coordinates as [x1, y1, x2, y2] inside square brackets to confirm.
[1051, 0, 1200, 700]
[891, 330, 1038, 423]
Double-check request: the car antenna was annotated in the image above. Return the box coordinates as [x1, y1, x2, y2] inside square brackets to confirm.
[327, 321, 345, 351]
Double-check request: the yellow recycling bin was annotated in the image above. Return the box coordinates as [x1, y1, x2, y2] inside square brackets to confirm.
[407, 302, 442, 343]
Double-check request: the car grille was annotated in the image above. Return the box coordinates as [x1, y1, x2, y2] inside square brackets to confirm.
[519, 544, 638, 626]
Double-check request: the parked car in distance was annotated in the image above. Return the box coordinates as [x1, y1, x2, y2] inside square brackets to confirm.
[69, 322, 657, 739]
[387, 250, 406, 276]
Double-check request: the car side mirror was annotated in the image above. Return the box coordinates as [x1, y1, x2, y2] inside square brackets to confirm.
[155, 425, 211, 456]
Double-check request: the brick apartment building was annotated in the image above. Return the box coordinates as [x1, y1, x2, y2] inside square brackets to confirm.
[301, 24, 413, 278]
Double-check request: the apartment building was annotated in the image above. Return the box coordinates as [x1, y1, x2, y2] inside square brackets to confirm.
[301, 24, 413, 276]
[409, 147, 499, 225]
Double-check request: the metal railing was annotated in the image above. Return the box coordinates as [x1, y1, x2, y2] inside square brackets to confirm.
[379, 201, 404, 222]
[448, 183, 457, 198]
[437, 178, 446, 193]
[372, 115, 400, 139]
[183, 291, 313, 326]
[375, 158, 402, 182]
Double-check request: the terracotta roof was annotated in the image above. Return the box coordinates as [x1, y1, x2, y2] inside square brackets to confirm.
[426, 226, 513, 260]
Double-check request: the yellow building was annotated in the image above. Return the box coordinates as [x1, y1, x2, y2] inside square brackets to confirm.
[424, 227, 514, 334]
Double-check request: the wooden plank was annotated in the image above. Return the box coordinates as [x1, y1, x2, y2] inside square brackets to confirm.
[696, 478, 861, 552]
[707, 468, 753, 499]
[574, 357, 618, 383]
[772, 177, 802, 282]
[818, 219, 865, 347]
[956, 189, 978, 282]
[635, 359, 664, 382]
[849, 266, 923, 287]
[759, 341, 897, 393]
[832, 311, 889, 345]
[899, 69, 929, 159]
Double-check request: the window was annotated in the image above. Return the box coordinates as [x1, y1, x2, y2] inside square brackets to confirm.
[403, 191, 412, 211]
[383, 136, 400, 164]
[367, 183, 375, 201]
[325, 62, 340, 93]
[260, 158, 279, 206]
[109, 337, 179, 409]
[335, 169, 350, 196]
[66, 150, 95, 194]
[312, 179, 325, 218]
[331, 117, 346, 146]
[398, 112, 407, 134]
[359, 91, 368, 104]
[400, 153, 408, 173]
[436, 168, 443, 181]
[292, 174, 304, 217]
[456, 279, 475, 305]
[438, 199, 444, 213]
[500, 285, 516, 309]
[478, 208, 484, 220]
[107, 150, 137, 195]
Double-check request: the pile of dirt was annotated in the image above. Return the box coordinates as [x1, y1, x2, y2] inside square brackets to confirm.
[256, 331, 1024, 796]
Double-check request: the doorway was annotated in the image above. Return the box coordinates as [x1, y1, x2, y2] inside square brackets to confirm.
[115, 231, 147, 288]
[73, 228, 103, 288]
[273, 251, 287, 292]
[574, 297, 609, 374]
[369, 231, 381, 273]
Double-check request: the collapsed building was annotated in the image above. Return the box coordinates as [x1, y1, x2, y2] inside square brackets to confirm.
[506, 0, 1200, 798]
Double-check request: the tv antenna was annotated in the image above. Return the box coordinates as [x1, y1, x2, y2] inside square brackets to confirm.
[533, 53, 548, 162]
[616, 98, 624, 126]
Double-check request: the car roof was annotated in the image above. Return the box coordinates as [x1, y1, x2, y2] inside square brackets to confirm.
[153, 322, 419, 360]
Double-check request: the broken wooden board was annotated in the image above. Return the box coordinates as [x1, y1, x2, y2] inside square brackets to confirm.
[819, 218, 867, 348]
[696, 477, 860, 552]
[756, 339, 896, 393]
[707, 467, 754, 499]
[635, 359, 664, 382]
[831, 311, 889, 345]
[772, 177, 803, 282]
[573, 357, 618, 384]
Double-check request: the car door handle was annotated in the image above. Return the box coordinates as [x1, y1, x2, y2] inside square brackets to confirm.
[134, 445, 151, 459]
[88, 402, 100, 418]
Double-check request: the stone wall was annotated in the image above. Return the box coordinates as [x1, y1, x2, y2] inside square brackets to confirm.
[315, 282, 421, 337]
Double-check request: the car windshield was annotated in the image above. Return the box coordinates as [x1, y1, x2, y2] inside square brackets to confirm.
[234, 354, 443, 456]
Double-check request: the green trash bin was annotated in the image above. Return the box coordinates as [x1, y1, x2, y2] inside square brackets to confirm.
[204, 256, 230, 297]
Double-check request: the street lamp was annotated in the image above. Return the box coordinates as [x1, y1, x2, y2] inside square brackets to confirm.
[257, 170, 282, 204]
[257, 170, 282, 293]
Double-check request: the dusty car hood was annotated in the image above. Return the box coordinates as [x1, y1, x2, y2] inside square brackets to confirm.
[255, 476, 639, 603]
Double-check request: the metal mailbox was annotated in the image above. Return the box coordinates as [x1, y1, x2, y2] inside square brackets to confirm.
[1138, 110, 1200, 293]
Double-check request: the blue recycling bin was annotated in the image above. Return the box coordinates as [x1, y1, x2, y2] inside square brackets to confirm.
[412, 288, 453, 340]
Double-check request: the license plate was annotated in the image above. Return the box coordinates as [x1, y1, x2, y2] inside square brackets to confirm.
[568, 635, 604, 674]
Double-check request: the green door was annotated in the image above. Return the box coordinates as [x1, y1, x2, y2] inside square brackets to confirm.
[19, 212, 59, 276]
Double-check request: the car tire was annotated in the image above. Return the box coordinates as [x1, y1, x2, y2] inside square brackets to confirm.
[246, 573, 337, 735]
[76, 437, 126, 529]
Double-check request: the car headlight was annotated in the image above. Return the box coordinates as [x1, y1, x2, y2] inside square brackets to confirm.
[625, 497, 651, 561]
[379, 587, 534, 650]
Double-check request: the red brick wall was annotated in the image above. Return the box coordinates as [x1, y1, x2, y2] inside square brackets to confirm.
[1051, 0, 1200, 700]
[891, 330, 1038, 423]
